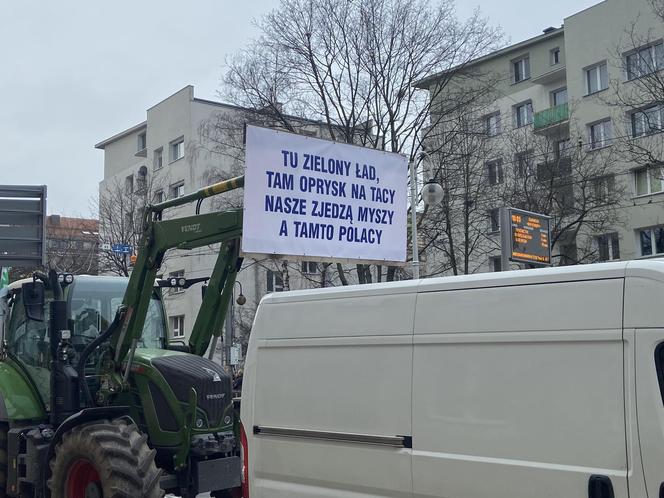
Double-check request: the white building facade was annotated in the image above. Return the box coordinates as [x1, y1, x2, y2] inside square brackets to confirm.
[419, 0, 664, 273]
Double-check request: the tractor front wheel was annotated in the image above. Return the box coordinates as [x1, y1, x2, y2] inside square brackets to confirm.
[48, 417, 163, 498]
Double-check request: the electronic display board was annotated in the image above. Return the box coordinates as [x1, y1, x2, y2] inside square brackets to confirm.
[500, 207, 552, 267]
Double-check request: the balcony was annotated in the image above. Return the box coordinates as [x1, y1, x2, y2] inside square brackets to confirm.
[534, 103, 569, 133]
[531, 65, 566, 85]
[536, 157, 572, 182]
[534, 103, 569, 131]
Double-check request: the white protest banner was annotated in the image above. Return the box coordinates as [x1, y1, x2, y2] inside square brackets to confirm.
[242, 125, 407, 264]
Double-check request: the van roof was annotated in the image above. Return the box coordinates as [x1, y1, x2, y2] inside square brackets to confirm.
[262, 260, 664, 304]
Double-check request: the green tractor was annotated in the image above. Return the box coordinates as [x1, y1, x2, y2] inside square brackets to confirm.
[0, 176, 246, 498]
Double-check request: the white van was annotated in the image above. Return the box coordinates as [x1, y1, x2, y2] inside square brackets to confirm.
[240, 260, 664, 498]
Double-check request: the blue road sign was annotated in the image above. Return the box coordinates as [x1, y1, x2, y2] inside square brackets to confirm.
[111, 244, 133, 254]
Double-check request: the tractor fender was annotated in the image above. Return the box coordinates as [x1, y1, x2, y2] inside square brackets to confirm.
[42, 406, 132, 496]
[0, 360, 47, 422]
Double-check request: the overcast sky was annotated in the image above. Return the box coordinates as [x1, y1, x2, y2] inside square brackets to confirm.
[0, 0, 599, 216]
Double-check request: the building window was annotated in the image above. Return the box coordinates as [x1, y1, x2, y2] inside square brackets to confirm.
[592, 175, 615, 204]
[512, 56, 530, 83]
[266, 270, 284, 292]
[515, 151, 533, 178]
[301, 261, 318, 274]
[514, 101, 533, 127]
[170, 181, 185, 199]
[124, 209, 133, 231]
[596, 233, 620, 261]
[137, 132, 147, 151]
[552, 184, 574, 211]
[626, 41, 664, 80]
[486, 160, 504, 186]
[631, 105, 664, 137]
[550, 47, 561, 65]
[170, 138, 184, 162]
[136, 166, 147, 193]
[154, 147, 163, 170]
[556, 139, 572, 158]
[488, 208, 500, 233]
[170, 315, 185, 339]
[634, 166, 663, 196]
[588, 119, 612, 149]
[489, 256, 502, 272]
[551, 87, 568, 107]
[639, 226, 664, 256]
[169, 270, 185, 294]
[585, 62, 608, 95]
[485, 112, 501, 137]
[125, 174, 134, 194]
[560, 244, 578, 265]
[154, 189, 164, 203]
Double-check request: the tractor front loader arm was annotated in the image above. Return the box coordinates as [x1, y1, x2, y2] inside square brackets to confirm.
[108, 176, 245, 369]
[188, 238, 242, 356]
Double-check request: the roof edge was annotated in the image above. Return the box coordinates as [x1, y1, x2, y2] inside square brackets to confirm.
[415, 26, 564, 89]
[95, 121, 147, 149]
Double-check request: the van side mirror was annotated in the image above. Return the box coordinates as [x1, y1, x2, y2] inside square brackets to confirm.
[22, 281, 45, 322]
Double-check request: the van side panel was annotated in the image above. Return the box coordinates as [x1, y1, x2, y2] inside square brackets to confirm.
[244, 292, 416, 498]
[412, 279, 627, 498]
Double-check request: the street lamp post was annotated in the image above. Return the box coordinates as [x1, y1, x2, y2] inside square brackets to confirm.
[410, 158, 421, 280]
[410, 151, 444, 280]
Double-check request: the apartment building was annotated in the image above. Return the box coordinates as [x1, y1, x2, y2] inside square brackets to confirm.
[96, 86, 342, 347]
[418, 0, 664, 273]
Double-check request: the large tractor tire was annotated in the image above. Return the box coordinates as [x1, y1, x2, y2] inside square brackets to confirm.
[48, 417, 163, 498]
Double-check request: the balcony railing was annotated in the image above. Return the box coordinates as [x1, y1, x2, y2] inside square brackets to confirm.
[533, 103, 569, 131]
[536, 157, 572, 182]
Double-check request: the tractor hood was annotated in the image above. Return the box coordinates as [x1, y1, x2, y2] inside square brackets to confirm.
[133, 349, 232, 430]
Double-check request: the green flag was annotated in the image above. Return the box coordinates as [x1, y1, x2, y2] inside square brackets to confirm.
[0, 268, 9, 289]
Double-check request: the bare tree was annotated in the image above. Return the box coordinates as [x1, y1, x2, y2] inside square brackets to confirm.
[498, 114, 625, 266]
[420, 102, 501, 276]
[217, 0, 501, 284]
[97, 169, 165, 276]
[420, 93, 626, 274]
[46, 224, 99, 275]
[607, 0, 664, 169]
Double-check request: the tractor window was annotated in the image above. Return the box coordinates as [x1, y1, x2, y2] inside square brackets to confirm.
[5, 288, 52, 404]
[68, 278, 165, 350]
[6, 289, 50, 367]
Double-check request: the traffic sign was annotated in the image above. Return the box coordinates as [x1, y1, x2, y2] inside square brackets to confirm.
[230, 345, 242, 365]
[111, 244, 133, 254]
[100, 242, 111, 251]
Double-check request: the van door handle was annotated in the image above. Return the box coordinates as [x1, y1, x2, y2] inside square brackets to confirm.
[659, 482, 664, 498]
[588, 475, 614, 498]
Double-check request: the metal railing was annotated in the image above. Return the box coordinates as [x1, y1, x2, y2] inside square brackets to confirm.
[534, 103, 569, 130]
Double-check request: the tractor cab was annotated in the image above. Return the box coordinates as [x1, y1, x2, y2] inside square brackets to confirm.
[0, 275, 167, 411]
